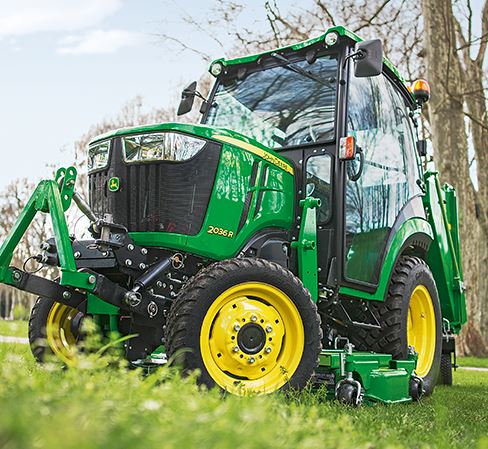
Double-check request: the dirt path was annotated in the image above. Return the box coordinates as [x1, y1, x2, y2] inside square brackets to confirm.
[0, 336, 29, 344]
[457, 366, 488, 372]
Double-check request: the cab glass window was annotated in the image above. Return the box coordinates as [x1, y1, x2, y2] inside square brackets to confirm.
[306, 154, 332, 223]
[205, 55, 338, 149]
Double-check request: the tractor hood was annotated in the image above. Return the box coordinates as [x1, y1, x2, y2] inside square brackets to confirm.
[90, 122, 294, 175]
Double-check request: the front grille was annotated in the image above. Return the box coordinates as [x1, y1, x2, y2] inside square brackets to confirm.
[89, 138, 221, 235]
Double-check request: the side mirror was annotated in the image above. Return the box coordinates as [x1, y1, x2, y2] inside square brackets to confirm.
[177, 81, 197, 116]
[354, 39, 383, 77]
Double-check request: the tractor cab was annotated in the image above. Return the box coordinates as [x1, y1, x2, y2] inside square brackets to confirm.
[178, 27, 426, 297]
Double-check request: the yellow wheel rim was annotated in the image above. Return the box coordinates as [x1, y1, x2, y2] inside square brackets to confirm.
[46, 303, 81, 365]
[200, 282, 304, 395]
[407, 285, 436, 378]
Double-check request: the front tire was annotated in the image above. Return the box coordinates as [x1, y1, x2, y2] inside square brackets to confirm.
[165, 258, 322, 395]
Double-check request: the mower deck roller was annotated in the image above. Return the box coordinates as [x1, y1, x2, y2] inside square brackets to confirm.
[0, 26, 466, 404]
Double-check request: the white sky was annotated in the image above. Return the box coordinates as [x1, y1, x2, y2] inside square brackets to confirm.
[0, 0, 484, 190]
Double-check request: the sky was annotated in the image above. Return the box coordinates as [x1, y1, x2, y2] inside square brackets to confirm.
[0, 0, 298, 189]
[0, 0, 484, 190]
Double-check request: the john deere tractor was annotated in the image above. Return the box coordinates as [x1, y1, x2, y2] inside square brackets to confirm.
[0, 26, 466, 404]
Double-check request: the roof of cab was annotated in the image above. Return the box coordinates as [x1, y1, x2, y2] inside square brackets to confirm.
[209, 25, 406, 85]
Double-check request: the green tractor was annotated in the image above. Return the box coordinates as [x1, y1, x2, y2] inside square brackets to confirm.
[0, 26, 466, 404]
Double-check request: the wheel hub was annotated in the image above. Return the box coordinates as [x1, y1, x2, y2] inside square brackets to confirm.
[200, 282, 305, 395]
[237, 323, 266, 355]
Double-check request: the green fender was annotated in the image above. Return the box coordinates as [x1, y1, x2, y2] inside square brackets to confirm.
[339, 218, 433, 302]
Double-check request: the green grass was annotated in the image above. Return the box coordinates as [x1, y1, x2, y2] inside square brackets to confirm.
[0, 319, 28, 338]
[0, 341, 487, 449]
[458, 356, 488, 369]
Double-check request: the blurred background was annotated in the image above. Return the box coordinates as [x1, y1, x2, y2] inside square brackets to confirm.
[0, 0, 486, 356]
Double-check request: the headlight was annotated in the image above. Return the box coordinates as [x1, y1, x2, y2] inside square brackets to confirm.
[88, 141, 110, 171]
[123, 132, 206, 163]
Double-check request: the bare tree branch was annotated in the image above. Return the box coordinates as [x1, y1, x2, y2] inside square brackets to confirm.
[354, 0, 392, 32]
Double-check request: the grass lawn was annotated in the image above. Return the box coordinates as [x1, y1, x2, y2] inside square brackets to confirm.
[458, 356, 488, 369]
[0, 328, 487, 449]
[0, 319, 28, 338]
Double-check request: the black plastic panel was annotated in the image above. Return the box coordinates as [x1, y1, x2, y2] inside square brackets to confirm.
[89, 138, 221, 235]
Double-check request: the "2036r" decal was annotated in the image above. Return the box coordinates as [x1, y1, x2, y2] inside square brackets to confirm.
[207, 225, 234, 238]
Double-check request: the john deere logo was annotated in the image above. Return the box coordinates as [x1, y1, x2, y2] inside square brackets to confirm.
[108, 177, 120, 192]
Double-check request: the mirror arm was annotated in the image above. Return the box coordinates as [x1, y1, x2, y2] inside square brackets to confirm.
[342, 49, 366, 69]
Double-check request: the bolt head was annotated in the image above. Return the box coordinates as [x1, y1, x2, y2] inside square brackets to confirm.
[88, 275, 96, 284]
[74, 251, 81, 259]
[141, 248, 148, 255]
[139, 263, 146, 270]
[156, 281, 163, 288]
[248, 357, 255, 364]
[234, 324, 241, 332]
[12, 271, 21, 281]
[265, 347, 272, 354]
[127, 244, 134, 251]
[62, 291, 71, 300]
[266, 326, 273, 333]
[250, 315, 257, 322]
[125, 259, 132, 267]
[232, 346, 239, 353]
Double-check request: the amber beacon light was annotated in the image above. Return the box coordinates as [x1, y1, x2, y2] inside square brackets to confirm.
[412, 79, 431, 105]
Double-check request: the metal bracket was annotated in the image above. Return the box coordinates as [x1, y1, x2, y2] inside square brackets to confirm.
[290, 197, 320, 301]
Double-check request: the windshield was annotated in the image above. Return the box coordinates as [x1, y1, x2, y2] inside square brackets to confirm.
[204, 55, 338, 149]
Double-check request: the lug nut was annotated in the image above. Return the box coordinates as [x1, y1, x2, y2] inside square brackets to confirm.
[265, 347, 272, 354]
[266, 325, 273, 333]
[234, 324, 241, 332]
[250, 315, 257, 322]
[232, 346, 239, 353]
[248, 357, 255, 364]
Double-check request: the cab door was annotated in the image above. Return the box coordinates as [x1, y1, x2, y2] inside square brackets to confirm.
[342, 72, 422, 288]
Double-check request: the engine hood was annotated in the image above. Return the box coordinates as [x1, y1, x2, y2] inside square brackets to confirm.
[90, 122, 294, 175]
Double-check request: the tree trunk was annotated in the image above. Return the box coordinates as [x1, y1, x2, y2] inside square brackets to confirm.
[421, 0, 488, 355]
[463, 57, 488, 354]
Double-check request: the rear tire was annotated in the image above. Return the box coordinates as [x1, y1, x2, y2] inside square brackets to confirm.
[165, 257, 322, 395]
[351, 256, 442, 396]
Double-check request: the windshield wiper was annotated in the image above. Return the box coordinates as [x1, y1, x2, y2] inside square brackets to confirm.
[270, 52, 334, 89]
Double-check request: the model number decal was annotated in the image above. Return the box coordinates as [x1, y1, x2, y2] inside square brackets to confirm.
[207, 225, 234, 238]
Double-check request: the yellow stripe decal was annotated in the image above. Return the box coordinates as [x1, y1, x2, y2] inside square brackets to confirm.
[214, 135, 294, 175]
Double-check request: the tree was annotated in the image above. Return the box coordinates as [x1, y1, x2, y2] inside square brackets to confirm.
[0, 97, 176, 318]
[422, 0, 488, 355]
